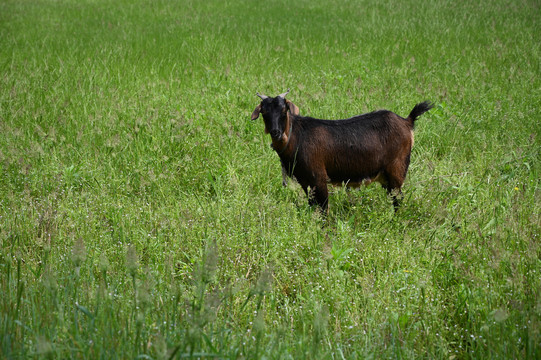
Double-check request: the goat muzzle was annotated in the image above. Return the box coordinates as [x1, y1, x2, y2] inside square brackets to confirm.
[270, 129, 282, 140]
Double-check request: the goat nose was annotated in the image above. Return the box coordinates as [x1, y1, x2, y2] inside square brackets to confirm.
[270, 129, 281, 139]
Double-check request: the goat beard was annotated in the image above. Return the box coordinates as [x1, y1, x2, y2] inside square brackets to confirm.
[276, 132, 288, 144]
[271, 133, 288, 152]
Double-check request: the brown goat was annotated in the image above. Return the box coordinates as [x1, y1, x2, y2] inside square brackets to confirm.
[251, 90, 433, 213]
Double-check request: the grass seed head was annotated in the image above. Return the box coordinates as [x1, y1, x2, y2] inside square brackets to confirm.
[35, 336, 54, 357]
[126, 245, 139, 277]
[255, 266, 273, 295]
[71, 237, 86, 268]
[99, 252, 110, 273]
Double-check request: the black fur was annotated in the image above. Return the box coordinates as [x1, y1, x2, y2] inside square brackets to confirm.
[407, 101, 434, 127]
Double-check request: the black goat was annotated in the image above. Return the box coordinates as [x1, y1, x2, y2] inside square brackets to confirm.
[251, 89, 433, 212]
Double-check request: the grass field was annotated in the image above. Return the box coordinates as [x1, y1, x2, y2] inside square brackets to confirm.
[1, 0, 540, 358]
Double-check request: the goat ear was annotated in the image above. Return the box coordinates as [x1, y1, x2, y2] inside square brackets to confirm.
[286, 100, 299, 116]
[251, 104, 261, 120]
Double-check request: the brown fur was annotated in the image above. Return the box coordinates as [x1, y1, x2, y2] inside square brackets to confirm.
[252, 93, 433, 213]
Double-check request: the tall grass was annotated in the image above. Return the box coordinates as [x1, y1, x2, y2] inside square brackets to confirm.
[1, 0, 540, 358]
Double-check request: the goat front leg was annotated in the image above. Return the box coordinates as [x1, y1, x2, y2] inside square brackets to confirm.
[309, 183, 329, 214]
[281, 165, 288, 187]
[301, 177, 329, 214]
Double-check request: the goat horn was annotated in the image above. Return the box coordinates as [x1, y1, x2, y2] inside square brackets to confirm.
[278, 88, 290, 99]
[257, 92, 268, 100]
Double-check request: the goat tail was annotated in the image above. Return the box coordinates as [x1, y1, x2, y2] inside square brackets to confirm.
[406, 101, 434, 125]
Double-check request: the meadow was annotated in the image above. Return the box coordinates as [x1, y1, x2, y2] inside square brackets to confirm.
[0, 0, 540, 358]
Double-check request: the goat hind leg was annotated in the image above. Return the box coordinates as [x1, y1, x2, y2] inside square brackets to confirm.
[389, 188, 403, 212]
[383, 176, 404, 212]
[383, 161, 408, 212]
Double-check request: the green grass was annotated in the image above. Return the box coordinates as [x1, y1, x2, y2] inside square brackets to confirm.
[1, 0, 540, 358]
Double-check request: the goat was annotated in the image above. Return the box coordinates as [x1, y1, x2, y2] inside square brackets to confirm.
[251, 89, 433, 213]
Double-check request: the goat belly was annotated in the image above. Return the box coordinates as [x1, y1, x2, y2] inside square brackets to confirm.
[327, 171, 383, 188]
